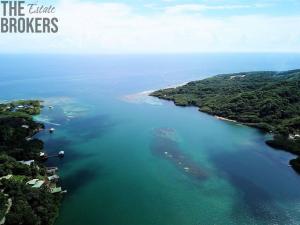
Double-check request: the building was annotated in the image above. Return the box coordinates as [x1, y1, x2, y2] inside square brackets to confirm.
[50, 187, 62, 194]
[26, 179, 45, 188]
[48, 174, 59, 181]
[46, 167, 58, 175]
[32, 180, 45, 188]
[26, 179, 39, 185]
[18, 160, 34, 166]
[25, 137, 32, 141]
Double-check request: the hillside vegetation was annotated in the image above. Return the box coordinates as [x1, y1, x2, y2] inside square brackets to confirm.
[151, 69, 300, 172]
[0, 100, 61, 225]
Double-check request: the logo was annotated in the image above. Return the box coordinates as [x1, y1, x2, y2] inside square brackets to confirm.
[0, 1, 58, 33]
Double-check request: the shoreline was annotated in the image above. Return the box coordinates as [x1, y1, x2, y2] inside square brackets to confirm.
[155, 93, 300, 167]
[163, 81, 189, 89]
[0, 100, 63, 225]
[150, 70, 300, 174]
[214, 116, 237, 123]
[122, 81, 190, 105]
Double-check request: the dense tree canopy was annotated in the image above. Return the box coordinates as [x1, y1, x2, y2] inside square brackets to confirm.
[2, 180, 60, 225]
[0, 100, 61, 225]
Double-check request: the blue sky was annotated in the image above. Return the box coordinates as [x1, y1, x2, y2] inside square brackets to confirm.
[1, 0, 300, 53]
[78, 0, 300, 16]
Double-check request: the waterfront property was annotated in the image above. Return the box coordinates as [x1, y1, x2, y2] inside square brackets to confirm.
[50, 187, 62, 194]
[48, 175, 60, 182]
[18, 160, 35, 166]
[32, 180, 45, 188]
[46, 167, 58, 175]
[0, 100, 63, 225]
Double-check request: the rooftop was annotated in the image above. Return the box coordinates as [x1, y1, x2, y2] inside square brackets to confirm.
[19, 160, 34, 166]
[32, 180, 45, 188]
[50, 187, 62, 194]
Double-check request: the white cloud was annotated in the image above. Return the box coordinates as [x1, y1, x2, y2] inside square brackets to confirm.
[164, 4, 255, 14]
[0, 0, 299, 53]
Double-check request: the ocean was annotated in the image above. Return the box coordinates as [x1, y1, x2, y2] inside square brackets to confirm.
[1, 53, 300, 225]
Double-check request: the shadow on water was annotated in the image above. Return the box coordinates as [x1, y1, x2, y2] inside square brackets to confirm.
[229, 174, 291, 224]
[61, 163, 101, 196]
[39, 135, 97, 168]
[35, 112, 112, 196]
[151, 128, 207, 181]
[211, 148, 296, 224]
[45, 149, 97, 169]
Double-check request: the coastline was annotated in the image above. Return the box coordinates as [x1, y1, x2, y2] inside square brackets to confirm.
[214, 116, 237, 123]
[0, 100, 63, 225]
[153, 92, 300, 170]
[164, 81, 189, 89]
[149, 72, 300, 173]
[121, 81, 190, 105]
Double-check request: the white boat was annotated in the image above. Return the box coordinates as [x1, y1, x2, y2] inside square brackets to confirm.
[49, 128, 55, 133]
[58, 151, 65, 157]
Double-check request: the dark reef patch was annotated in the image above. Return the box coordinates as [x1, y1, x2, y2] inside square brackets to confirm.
[151, 128, 207, 181]
[210, 148, 294, 224]
[229, 174, 291, 223]
[61, 164, 101, 196]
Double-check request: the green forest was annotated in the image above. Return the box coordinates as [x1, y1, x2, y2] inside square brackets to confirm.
[0, 100, 61, 225]
[151, 69, 300, 172]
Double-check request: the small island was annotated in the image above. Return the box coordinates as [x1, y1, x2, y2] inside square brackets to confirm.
[0, 100, 62, 225]
[151, 69, 300, 173]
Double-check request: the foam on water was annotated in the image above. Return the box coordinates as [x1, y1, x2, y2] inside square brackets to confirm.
[121, 90, 162, 105]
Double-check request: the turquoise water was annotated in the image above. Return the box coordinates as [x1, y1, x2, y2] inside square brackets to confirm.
[1, 54, 300, 225]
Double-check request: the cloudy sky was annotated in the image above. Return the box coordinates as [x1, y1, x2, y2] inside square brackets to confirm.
[0, 0, 300, 53]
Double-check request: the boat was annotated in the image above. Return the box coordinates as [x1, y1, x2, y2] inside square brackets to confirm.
[58, 151, 64, 158]
[49, 128, 55, 133]
[40, 152, 48, 160]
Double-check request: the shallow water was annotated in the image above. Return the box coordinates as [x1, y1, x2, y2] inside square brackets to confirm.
[1, 53, 300, 225]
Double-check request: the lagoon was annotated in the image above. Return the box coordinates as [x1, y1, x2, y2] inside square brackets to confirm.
[1, 53, 300, 225]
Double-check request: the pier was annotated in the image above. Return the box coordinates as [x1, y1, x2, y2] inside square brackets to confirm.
[40, 151, 64, 160]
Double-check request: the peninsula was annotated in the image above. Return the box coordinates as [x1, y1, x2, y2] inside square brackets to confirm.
[0, 100, 61, 225]
[151, 69, 300, 173]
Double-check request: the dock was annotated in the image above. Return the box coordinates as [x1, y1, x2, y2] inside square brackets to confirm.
[40, 151, 64, 160]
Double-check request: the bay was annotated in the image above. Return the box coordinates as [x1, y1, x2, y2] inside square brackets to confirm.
[1, 53, 300, 225]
